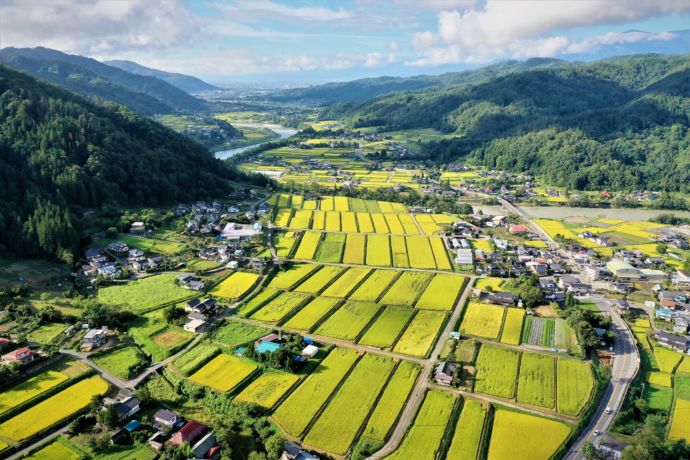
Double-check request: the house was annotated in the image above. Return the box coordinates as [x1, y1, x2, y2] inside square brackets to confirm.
[455, 249, 473, 265]
[170, 420, 209, 447]
[486, 292, 518, 306]
[192, 431, 220, 459]
[640, 269, 667, 282]
[177, 274, 205, 291]
[148, 432, 167, 451]
[549, 262, 565, 274]
[674, 317, 689, 334]
[538, 278, 558, 291]
[184, 318, 206, 333]
[130, 222, 146, 234]
[659, 291, 687, 309]
[185, 298, 218, 315]
[81, 328, 108, 352]
[154, 409, 181, 429]
[606, 259, 642, 280]
[113, 396, 140, 421]
[583, 265, 601, 281]
[1, 347, 35, 365]
[655, 308, 676, 321]
[494, 239, 508, 251]
[568, 283, 592, 295]
[281, 441, 320, 460]
[654, 330, 690, 353]
[509, 224, 528, 234]
[302, 345, 319, 358]
[434, 361, 459, 386]
[530, 263, 549, 276]
[558, 274, 581, 289]
[673, 270, 690, 288]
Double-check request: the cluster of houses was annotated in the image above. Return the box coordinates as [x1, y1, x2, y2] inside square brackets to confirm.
[183, 200, 267, 236]
[81, 243, 168, 281]
[103, 393, 221, 459]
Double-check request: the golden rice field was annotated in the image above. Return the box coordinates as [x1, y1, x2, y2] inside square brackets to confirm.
[342, 233, 366, 264]
[415, 274, 465, 310]
[487, 409, 571, 460]
[500, 308, 525, 345]
[210, 271, 260, 299]
[668, 399, 690, 442]
[460, 302, 505, 340]
[379, 271, 432, 306]
[234, 372, 299, 409]
[349, 270, 398, 302]
[0, 376, 109, 442]
[393, 311, 446, 357]
[0, 370, 68, 416]
[475, 277, 504, 291]
[268, 264, 319, 290]
[189, 354, 257, 393]
[294, 232, 321, 260]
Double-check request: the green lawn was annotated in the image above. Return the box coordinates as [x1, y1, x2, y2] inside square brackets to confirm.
[97, 273, 191, 312]
[92, 346, 147, 379]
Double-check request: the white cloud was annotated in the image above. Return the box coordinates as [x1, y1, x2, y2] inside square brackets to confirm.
[408, 0, 690, 65]
[212, 1, 353, 23]
[0, 0, 200, 55]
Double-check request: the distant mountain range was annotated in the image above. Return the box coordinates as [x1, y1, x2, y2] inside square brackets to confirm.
[0, 47, 208, 115]
[104, 59, 220, 94]
[270, 58, 566, 103]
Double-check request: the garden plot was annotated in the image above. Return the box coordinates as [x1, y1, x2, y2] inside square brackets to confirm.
[487, 409, 571, 460]
[273, 348, 359, 437]
[358, 307, 414, 348]
[129, 309, 194, 361]
[522, 316, 571, 349]
[304, 354, 395, 455]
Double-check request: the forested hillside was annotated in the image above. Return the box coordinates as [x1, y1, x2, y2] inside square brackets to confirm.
[271, 58, 564, 103]
[328, 54, 690, 192]
[0, 47, 208, 115]
[104, 59, 220, 94]
[0, 65, 265, 259]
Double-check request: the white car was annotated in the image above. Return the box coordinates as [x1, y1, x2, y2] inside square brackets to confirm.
[605, 407, 612, 414]
[593, 430, 601, 436]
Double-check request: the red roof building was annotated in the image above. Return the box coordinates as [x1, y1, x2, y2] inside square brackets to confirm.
[1, 347, 35, 365]
[509, 225, 528, 234]
[169, 420, 208, 447]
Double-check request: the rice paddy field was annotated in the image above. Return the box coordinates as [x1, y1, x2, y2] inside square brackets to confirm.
[293, 266, 344, 294]
[517, 353, 556, 408]
[171, 342, 220, 376]
[359, 361, 420, 444]
[487, 409, 571, 460]
[349, 270, 398, 302]
[303, 354, 395, 454]
[189, 354, 257, 393]
[668, 399, 690, 442]
[268, 263, 320, 290]
[294, 232, 321, 260]
[358, 307, 414, 348]
[321, 267, 370, 297]
[250, 291, 310, 323]
[315, 233, 346, 263]
[210, 271, 260, 300]
[393, 311, 447, 357]
[500, 308, 525, 345]
[0, 370, 68, 416]
[0, 376, 108, 442]
[213, 320, 270, 350]
[554, 358, 594, 416]
[316, 301, 381, 340]
[234, 371, 299, 409]
[446, 399, 487, 460]
[97, 273, 191, 312]
[410, 274, 465, 311]
[474, 345, 520, 399]
[282, 297, 341, 331]
[379, 272, 432, 306]
[386, 390, 456, 460]
[459, 302, 505, 340]
[273, 348, 359, 437]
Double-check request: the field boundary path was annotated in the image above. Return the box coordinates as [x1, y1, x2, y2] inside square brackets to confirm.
[368, 275, 476, 459]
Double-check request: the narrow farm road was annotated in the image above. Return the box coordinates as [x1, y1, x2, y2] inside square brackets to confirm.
[59, 349, 129, 389]
[368, 275, 476, 459]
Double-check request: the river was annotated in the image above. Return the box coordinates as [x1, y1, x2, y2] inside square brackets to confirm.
[473, 205, 690, 220]
[214, 123, 298, 160]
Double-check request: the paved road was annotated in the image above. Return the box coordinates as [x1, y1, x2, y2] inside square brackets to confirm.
[368, 275, 476, 459]
[496, 196, 641, 458]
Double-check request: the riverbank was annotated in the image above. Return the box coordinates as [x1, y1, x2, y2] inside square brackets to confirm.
[214, 123, 298, 160]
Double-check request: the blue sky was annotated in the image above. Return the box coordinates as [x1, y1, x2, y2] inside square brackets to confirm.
[2, 0, 690, 84]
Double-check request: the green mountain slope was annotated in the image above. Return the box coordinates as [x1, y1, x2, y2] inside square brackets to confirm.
[271, 58, 565, 103]
[0, 47, 208, 115]
[104, 59, 220, 94]
[329, 53, 690, 192]
[0, 65, 264, 258]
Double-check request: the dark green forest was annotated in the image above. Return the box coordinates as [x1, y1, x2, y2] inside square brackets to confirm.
[0, 65, 267, 259]
[327, 53, 690, 192]
[0, 47, 208, 115]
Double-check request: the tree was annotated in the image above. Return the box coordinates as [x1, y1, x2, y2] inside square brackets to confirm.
[98, 404, 119, 429]
[582, 441, 598, 459]
[656, 243, 668, 254]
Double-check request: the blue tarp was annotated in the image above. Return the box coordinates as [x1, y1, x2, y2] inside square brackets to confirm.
[256, 340, 282, 353]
